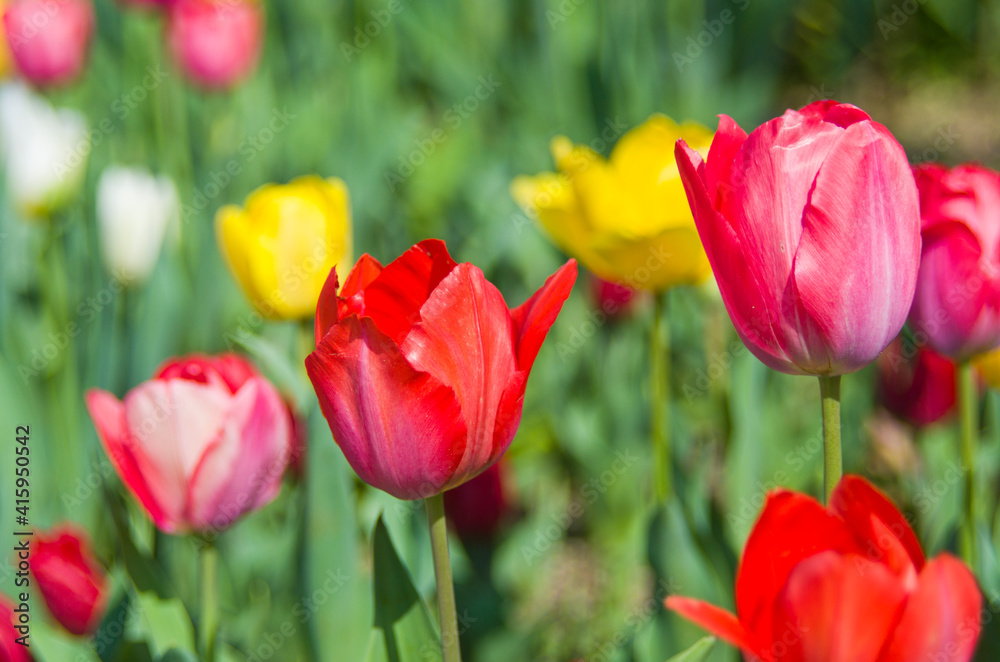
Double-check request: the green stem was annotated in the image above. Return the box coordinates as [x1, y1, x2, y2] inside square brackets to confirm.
[958, 362, 977, 571]
[425, 493, 462, 662]
[199, 543, 219, 662]
[819, 375, 842, 504]
[651, 292, 672, 502]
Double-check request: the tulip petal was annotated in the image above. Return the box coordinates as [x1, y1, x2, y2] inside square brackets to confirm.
[341, 253, 384, 299]
[306, 315, 467, 500]
[665, 597, 759, 656]
[401, 263, 519, 486]
[879, 555, 982, 662]
[704, 114, 748, 204]
[772, 551, 908, 662]
[793, 120, 920, 374]
[357, 239, 458, 344]
[85, 389, 174, 532]
[830, 475, 925, 575]
[736, 491, 861, 645]
[676, 140, 793, 373]
[315, 267, 340, 347]
[509, 259, 578, 374]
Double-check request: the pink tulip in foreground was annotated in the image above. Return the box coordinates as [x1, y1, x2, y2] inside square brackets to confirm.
[675, 100, 921, 376]
[307, 239, 577, 500]
[86, 353, 292, 534]
[3, 0, 93, 86]
[908, 163, 1000, 362]
[167, 0, 263, 88]
[30, 526, 108, 636]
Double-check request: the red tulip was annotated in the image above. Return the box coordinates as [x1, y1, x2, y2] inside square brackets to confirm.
[667, 475, 981, 662]
[675, 101, 921, 376]
[444, 461, 510, 539]
[167, 0, 262, 89]
[589, 274, 640, 321]
[3, 0, 93, 87]
[306, 239, 576, 500]
[908, 163, 1000, 361]
[0, 593, 32, 662]
[86, 353, 293, 534]
[877, 336, 956, 426]
[30, 526, 108, 636]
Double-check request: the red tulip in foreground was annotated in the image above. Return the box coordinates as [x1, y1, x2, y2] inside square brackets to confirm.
[3, 0, 93, 86]
[0, 593, 32, 661]
[86, 353, 293, 534]
[667, 475, 982, 662]
[167, 0, 263, 88]
[909, 163, 1000, 362]
[30, 526, 109, 636]
[307, 239, 577, 500]
[877, 336, 956, 427]
[675, 101, 920, 376]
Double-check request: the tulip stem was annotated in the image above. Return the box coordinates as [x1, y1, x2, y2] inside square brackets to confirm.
[426, 493, 462, 662]
[958, 362, 977, 571]
[651, 292, 673, 502]
[199, 543, 219, 662]
[819, 375, 842, 504]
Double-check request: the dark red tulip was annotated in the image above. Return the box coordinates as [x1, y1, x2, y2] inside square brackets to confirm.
[444, 461, 510, 539]
[589, 274, 639, 320]
[877, 336, 956, 426]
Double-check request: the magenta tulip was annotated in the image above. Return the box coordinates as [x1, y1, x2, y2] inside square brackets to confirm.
[167, 0, 263, 88]
[0, 593, 32, 661]
[877, 336, 956, 427]
[675, 101, 921, 376]
[86, 353, 293, 534]
[3, 0, 93, 87]
[908, 163, 1000, 361]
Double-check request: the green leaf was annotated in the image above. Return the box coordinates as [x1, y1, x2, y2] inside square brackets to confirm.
[110, 642, 155, 662]
[131, 591, 196, 659]
[666, 636, 716, 662]
[157, 649, 198, 662]
[364, 515, 442, 662]
[29, 618, 100, 662]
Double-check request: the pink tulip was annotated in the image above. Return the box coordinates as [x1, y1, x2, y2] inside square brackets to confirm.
[85, 353, 293, 534]
[908, 163, 1000, 361]
[3, 0, 93, 86]
[0, 593, 32, 661]
[167, 0, 263, 89]
[675, 100, 921, 375]
[30, 526, 109, 636]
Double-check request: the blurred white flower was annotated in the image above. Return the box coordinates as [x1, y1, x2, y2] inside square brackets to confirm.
[96, 166, 179, 283]
[0, 82, 88, 218]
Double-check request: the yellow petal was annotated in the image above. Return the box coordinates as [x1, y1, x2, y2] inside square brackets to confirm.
[975, 348, 1000, 391]
[590, 225, 712, 291]
[216, 205, 265, 305]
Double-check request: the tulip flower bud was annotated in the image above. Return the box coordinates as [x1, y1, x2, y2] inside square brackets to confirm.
[96, 166, 178, 284]
[0, 593, 32, 661]
[216, 176, 352, 320]
[167, 0, 263, 88]
[877, 336, 956, 427]
[30, 526, 108, 636]
[676, 101, 921, 376]
[307, 240, 576, 500]
[667, 475, 981, 661]
[908, 163, 1000, 362]
[86, 353, 293, 534]
[3, 0, 93, 86]
[0, 82, 87, 218]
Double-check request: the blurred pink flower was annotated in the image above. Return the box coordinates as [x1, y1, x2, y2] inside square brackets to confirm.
[3, 0, 93, 86]
[30, 525, 108, 636]
[86, 353, 293, 534]
[167, 0, 263, 88]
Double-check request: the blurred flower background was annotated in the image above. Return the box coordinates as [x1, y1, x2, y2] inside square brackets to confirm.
[2, 0, 1000, 660]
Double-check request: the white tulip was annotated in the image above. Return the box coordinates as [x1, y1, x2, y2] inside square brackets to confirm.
[96, 166, 179, 284]
[0, 82, 88, 218]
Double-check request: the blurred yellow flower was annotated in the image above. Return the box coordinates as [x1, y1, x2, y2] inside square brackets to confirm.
[216, 176, 352, 320]
[975, 347, 1000, 390]
[511, 114, 713, 291]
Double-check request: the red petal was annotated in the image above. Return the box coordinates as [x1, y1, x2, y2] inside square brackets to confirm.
[879, 555, 982, 662]
[705, 114, 748, 205]
[772, 551, 908, 662]
[315, 267, 340, 347]
[400, 263, 518, 487]
[357, 239, 458, 344]
[830, 475, 925, 575]
[509, 259, 577, 374]
[336, 253, 385, 322]
[736, 491, 861, 645]
[305, 315, 467, 500]
[665, 597, 759, 656]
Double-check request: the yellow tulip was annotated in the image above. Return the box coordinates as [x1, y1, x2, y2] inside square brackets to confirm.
[511, 114, 713, 291]
[975, 347, 1000, 391]
[216, 176, 352, 320]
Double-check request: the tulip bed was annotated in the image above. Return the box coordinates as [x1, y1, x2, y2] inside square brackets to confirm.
[2, 2, 1000, 662]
